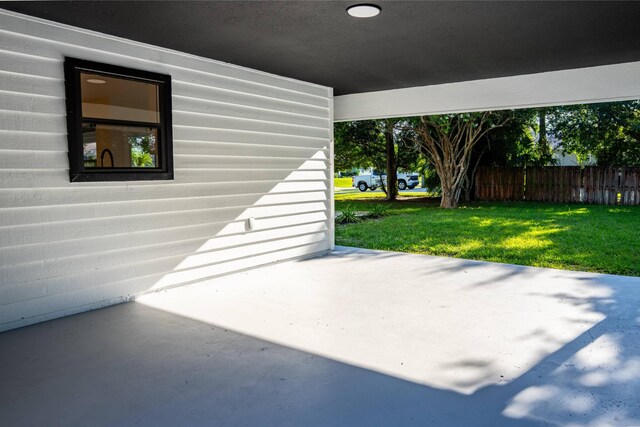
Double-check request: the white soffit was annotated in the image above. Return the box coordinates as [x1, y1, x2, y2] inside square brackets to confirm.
[334, 61, 640, 121]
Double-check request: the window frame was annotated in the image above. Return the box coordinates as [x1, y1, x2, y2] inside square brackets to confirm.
[64, 57, 174, 182]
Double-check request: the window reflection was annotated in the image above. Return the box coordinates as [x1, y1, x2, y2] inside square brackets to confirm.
[80, 72, 160, 124]
[82, 123, 158, 168]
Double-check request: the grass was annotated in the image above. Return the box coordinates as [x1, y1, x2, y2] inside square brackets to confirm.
[335, 191, 435, 200]
[335, 194, 640, 277]
[335, 177, 353, 188]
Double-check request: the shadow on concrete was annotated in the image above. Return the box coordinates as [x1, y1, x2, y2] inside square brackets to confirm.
[0, 303, 545, 427]
[1, 248, 639, 426]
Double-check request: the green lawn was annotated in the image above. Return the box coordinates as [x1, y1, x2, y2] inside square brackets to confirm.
[335, 191, 436, 200]
[335, 194, 640, 276]
[335, 177, 353, 188]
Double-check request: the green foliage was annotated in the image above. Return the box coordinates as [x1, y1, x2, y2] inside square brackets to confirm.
[479, 109, 553, 167]
[369, 204, 390, 218]
[410, 156, 441, 194]
[413, 111, 511, 208]
[131, 151, 153, 167]
[336, 204, 362, 224]
[335, 191, 438, 201]
[336, 201, 392, 223]
[335, 199, 640, 276]
[337, 100, 640, 208]
[548, 101, 640, 166]
[416, 112, 486, 132]
[129, 135, 156, 167]
[334, 120, 384, 171]
[421, 166, 441, 193]
[334, 119, 421, 174]
[394, 122, 422, 172]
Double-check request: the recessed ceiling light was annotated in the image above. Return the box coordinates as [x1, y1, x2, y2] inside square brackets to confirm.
[347, 4, 381, 18]
[86, 78, 106, 84]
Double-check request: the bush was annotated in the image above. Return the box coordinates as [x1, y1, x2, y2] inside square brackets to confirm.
[423, 168, 441, 194]
[336, 204, 362, 224]
[369, 204, 390, 218]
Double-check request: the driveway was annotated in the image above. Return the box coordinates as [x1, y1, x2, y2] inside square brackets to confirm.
[1, 247, 639, 426]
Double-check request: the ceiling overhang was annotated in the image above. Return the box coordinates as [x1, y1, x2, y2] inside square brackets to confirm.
[1, 1, 640, 97]
[334, 61, 640, 121]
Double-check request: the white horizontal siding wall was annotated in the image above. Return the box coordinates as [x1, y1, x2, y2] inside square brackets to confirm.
[0, 10, 334, 331]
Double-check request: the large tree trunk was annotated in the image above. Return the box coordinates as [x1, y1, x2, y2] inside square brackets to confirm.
[385, 120, 398, 201]
[434, 164, 454, 208]
[440, 186, 458, 208]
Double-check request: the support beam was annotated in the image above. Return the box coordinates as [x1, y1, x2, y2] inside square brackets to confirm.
[334, 61, 640, 122]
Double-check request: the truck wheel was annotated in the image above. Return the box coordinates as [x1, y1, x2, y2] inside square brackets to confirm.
[358, 182, 368, 192]
[370, 186, 377, 191]
[408, 185, 416, 190]
[398, 180, 407, 190]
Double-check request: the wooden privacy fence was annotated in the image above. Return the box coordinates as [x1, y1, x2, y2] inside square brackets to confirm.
[475, 166, 640, 205]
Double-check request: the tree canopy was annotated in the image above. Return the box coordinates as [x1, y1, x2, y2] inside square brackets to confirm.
[334, 99, 640, 208]
[334, 120, 383, 172]
[334, 119, 420, 200]
[334, 119, 420, 172]
[479, 108, 553, 168]
[412, 111, 510, 208]
[547, 100, 640, 166]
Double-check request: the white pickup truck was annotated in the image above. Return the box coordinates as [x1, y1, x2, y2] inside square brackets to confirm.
[352, 172, 420, 192]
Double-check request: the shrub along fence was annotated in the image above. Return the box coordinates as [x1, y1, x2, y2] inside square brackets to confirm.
[475, 166, 640, 205]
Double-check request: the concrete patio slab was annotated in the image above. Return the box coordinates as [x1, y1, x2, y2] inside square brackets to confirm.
[1, 247, 639, 426]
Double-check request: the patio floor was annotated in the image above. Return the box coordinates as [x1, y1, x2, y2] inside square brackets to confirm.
[1, 246, 639, 426]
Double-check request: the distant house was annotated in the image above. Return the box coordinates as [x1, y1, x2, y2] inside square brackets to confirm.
[552, 148, 597, 166]
[550, 136, 597, 166]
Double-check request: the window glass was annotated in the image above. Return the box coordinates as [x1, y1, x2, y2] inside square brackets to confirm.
[80, 72, 160, 124]
[65, 57, 172, 181]
[82, 123, 158, 168]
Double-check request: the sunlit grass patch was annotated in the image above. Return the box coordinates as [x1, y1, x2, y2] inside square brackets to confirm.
[334, 177, 353, 188]
[474, 218, 494, 227]
[335, 192, 434, 201]
[501, 234, 554, 250]
[334, 200, 640, 276]
[608, 208, 632, 214]
[554, 207, 591, 216]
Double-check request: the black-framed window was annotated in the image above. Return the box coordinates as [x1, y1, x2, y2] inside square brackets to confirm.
[64, 57, 173, 182]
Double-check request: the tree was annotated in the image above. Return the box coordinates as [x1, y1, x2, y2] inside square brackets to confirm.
[413, 112, 509, 208]
[536, 108, 555, 165]
[412, 109, 546, 202]
[547, 101, 640, 166]
[334, 120, 384, 172]
[334, 119, 419, 201]
[476, 108, 556, 168]
[383, 119, 398, 200]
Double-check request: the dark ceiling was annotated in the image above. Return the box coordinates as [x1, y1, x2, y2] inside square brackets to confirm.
[3, 1, 640, 96]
